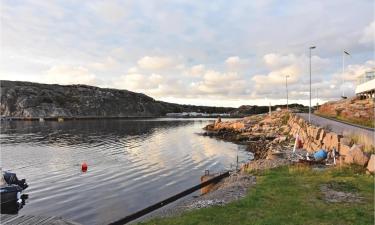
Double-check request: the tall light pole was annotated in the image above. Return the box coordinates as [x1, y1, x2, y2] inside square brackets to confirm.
[342, 50, 351, 98]
[285, 75, 290, 111]
[309, 46, 316, 123]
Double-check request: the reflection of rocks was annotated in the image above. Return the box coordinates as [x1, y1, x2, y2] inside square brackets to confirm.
[0, 119, 193, 146]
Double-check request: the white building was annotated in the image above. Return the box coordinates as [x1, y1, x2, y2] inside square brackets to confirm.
[355, 71, 375, 98]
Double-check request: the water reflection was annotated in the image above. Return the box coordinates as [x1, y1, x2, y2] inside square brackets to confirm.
[1, 119, 252, 224]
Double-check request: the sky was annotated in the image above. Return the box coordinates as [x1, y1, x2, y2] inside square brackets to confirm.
[0, 0, 374, 107]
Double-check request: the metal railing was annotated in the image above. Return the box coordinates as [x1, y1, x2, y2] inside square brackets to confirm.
[357, 71, 375, 85]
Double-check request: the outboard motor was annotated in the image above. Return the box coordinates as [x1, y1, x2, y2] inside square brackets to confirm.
[3, 171, 28, 190]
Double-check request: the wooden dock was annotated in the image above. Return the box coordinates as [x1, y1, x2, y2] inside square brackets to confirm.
[0, 214, 81, 225]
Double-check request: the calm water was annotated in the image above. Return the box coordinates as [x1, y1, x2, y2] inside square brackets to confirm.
[0, 119, 252, 224]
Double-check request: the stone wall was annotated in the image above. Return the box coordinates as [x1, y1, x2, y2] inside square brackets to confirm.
[288, 115, 343, 154]
[288, 114, 372, 172]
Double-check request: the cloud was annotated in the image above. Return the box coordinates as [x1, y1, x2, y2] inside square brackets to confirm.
[44, 65, 98, 85]
[225, 56, 240, 67]
[89, 57, 117, 71]
[137, 56, 175, 70]
[192, 70, 248, 96]
[127, 67, 139, 73]
[251, 53, 330, 99]
[1, 1, 374, 106]
[88, 1, 129, 23]
[188, 64, 205, 77]
[115, 73, 163, 91]
[333, 60, 375, 82]
[360, 21, 375, 44]
[253, 53, 329, 85]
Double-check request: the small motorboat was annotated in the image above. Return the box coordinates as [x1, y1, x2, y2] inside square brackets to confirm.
[1, 170, 28, 214]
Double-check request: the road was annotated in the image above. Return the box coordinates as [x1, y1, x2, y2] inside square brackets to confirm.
[297, 113, 374, 145]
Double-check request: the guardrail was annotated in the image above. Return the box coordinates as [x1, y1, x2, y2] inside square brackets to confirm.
[108, 171, 230, 225]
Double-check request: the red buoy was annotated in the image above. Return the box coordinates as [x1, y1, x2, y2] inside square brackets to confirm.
[81, 162, 88, 172]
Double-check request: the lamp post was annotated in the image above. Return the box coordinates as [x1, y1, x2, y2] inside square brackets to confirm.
[285, 75, 290, 110]
[342, 50, 351, 98]
[309, 46, 316, 123]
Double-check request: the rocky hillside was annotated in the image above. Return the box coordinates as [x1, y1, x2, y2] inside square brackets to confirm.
[230, 104, 308, 116]
[0, 80, 234, 118]
[316, 97, 374, 127]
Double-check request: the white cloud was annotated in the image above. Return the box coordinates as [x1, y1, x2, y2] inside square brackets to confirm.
[44, 65, 98, 85]
[127, 67, 138, 73]
[1, 1, 374, 106]
[333, 60, 375, 82]
[89, 1, 129, 23]
[188, 64, 205, 77]
[251, 53, 330, 99]
[360, 21, 375, 44]
[225, 56, 240, 67]
[115, 73, 163, 91]
[89, 57, 117, 71]
[137, 56, 175, 70]
[192, 70, 248, 96]
[253, 53, 326, 86]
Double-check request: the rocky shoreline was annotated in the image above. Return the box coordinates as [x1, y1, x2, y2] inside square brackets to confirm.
[143, 110, 374, 222]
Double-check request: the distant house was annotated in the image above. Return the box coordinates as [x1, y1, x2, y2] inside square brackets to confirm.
[356, 71, 375, 99]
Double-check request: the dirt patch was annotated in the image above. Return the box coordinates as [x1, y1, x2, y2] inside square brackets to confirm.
[320, 181, 363, 203]
[144, 172, 256, 220]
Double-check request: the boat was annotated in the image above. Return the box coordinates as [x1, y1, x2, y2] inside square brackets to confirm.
[1, 170, 28, 214]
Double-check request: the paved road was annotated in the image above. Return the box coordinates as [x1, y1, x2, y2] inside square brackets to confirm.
[297, 113, 374, 145]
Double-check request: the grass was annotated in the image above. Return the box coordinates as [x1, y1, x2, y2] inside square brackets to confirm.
[347, 134, 375, 154]
[281, 113, 290, 126]
[315, 112, 374, 128]
[139, 165, 374, 225]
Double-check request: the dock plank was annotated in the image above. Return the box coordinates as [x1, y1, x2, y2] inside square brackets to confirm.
[0, 214, 81, 225]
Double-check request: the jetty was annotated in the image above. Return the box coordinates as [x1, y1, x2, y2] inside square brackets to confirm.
[0, 214, 81, 225]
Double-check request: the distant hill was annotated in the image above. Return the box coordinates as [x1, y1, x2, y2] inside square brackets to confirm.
[0, 80, 308, 118]
[230, 104, 309, 116]
[0, 80, 235, 118]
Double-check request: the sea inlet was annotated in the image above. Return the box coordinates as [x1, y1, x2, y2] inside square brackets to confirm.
[1, 118, 252, 225]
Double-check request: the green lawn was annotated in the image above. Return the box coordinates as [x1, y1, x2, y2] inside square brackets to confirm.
[314, 112, 374, 128]
[139, 166, 374, 225]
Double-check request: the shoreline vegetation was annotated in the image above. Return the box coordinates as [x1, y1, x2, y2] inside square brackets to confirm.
[139, 110, 374, 225]
[314, 112, 375, 129]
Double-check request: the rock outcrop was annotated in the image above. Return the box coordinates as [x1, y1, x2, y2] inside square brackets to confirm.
[316, 97, 374, 126]
[0, 80, 234, 118]
[206, 110, 372, 168]
[367, 155, 375, 174]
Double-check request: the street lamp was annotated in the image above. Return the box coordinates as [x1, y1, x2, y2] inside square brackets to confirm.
[342, 50, 351, 98]
[309, 46, 316, 123]
[285, 75, 290, 111]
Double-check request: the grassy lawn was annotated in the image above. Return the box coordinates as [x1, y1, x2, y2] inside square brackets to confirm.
[139, 166, 374, 225]
[314, 112, 374, 129]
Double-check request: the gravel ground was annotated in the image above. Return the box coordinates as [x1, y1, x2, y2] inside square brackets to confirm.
[137, 172, 256, 223]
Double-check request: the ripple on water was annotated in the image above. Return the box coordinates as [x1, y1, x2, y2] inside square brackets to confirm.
[1, 119, 253, 225]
